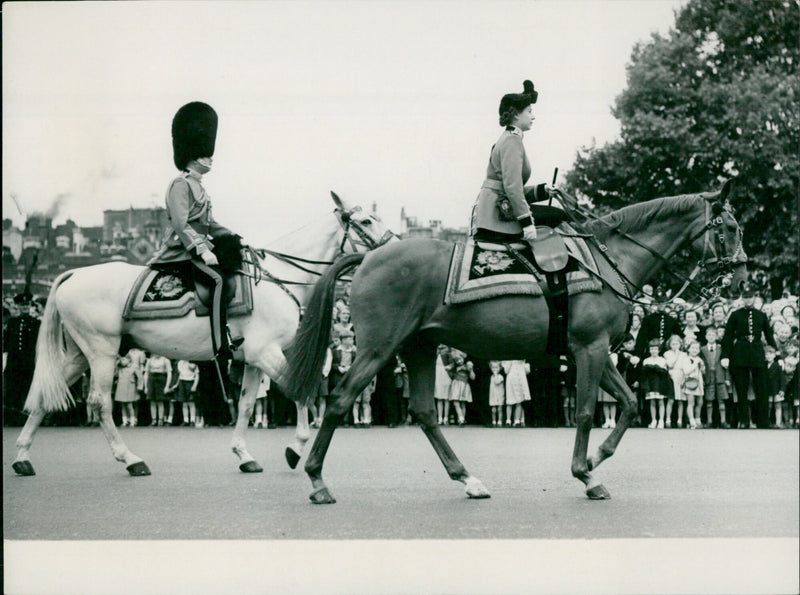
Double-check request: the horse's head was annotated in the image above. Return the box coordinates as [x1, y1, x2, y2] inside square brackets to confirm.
[698, 179, 748, 295]
[330, 191, 397, 252]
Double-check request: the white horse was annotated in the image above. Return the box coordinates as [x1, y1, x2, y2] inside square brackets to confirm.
[12, 193, 395, 477]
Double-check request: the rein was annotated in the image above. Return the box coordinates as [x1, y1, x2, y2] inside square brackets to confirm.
[234, 207, 396, 310]
[551, 188, 740, 307]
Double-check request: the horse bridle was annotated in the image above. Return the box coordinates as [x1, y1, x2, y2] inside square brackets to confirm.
[553, 188, 746, 307]
[240, 206, 396, 310]
[336, 206, 398, 253]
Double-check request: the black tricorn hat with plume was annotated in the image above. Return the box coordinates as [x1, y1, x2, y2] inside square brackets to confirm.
[498, 80, 538, 115]
[172, 102, 218, 171]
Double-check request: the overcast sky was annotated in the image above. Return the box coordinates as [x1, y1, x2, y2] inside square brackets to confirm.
[3, 0, 685, 242]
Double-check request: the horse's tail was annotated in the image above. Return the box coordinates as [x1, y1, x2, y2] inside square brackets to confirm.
[282, 253, 365, 404]
[24, 271, 75, 413]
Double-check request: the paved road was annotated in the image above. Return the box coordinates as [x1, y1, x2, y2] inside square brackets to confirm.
[4, 425, 798, 540]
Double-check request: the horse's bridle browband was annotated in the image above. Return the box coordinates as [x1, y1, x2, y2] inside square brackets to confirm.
[552, 188, 744, 307]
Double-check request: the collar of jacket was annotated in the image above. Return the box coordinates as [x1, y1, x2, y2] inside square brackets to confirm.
[505, 126, 523, 137]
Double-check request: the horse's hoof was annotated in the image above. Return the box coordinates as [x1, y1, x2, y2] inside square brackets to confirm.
[586, 484, 611, 500]
[239, 460, 264, 473]
[464, 477, 491, 499]
[309, 486, 336, 504]
[12, 461, 35, 476]
[285, 447, 301, 470]
[126, 461, 151, 476]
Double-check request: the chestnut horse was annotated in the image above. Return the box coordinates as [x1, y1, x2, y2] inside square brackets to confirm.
[283, 182, 747, 503]
[12, 193, 394, 477]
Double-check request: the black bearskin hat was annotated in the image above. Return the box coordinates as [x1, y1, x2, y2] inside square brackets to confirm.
[172, 102, 218, 171]
[498, 80, 538, 116]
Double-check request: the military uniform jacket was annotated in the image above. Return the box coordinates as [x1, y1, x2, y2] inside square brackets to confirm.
[149, 172, 232, 265]
[633, 312, 683, 358]
[471, 127, 536, 235]
[721, 307, 776, 368]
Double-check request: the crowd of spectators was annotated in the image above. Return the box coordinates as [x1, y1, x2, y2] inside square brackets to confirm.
[3, 278, 799, 431]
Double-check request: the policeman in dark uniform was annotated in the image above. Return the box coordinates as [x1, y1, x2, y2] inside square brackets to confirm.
[3, 292, 41, 426]
[721, 283, 776, 428]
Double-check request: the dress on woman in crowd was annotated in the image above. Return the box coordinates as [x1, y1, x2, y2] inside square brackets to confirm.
[114, 354, 140, 427]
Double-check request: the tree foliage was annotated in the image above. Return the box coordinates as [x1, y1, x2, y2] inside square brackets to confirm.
[565, 0, 799, 287]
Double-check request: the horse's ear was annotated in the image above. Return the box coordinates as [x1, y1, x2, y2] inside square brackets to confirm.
[330, 191, 344, 210]
[719, 178, 735, 202]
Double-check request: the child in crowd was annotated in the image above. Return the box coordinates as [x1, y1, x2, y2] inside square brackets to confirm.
[311, 347, 332, 429]
[764, 345, 785, 428]
[330, 329, 357, 425]
[353, 376, 376, 427]
[488, 361, 505, 426]
[114, 354, 139, 427]
[641, 339, 670, 428]
[701, 327, 729, 428]
[254, 373, 270, 428]
[664, 334, 688, 428]
[434, 345, 453, 425]
[170, 360, 199, 426]
[681, 340, 705, 429]
[502, 360, 530, 427]
[448, 350, 475, 426]
[144, 354, 173, 426]
[784, 355, 799, 428]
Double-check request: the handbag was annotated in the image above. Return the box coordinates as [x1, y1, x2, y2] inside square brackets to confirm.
[683, 375, 700, 391]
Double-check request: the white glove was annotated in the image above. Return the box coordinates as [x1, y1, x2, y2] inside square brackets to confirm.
[522, 225, 537, 242]
[201, 250, 219, 266]
[720, 358, 729, 369]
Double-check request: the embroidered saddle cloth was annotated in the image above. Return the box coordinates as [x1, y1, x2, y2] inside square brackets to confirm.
[444, 222, 602, 305]
[122, 264, 254, 321]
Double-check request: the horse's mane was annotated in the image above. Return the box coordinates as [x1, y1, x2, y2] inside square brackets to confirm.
[585, 192, 713, 241]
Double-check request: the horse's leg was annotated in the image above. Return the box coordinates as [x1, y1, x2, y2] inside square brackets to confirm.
[304, 356, 387, 504]
[231, 365, 263, 473]
[570, 342, 611, 499]
[403, 341, 490, 499]
[13, 337, 88, 476]
[90, 355, 150, 475]
[285, 402, 310, 470]
[586, 356, 638, 472]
